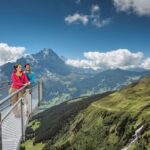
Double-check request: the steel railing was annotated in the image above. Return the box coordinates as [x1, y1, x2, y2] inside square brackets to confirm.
[0, 82, 11, 101]
[0, 79, 44, 150]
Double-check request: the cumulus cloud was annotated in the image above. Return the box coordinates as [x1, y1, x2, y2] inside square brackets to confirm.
[141, 58, 150, 70]
[91, 4, 100, 13]
[113, 0, 150, 16]
[0, 43, 25, 66]
[66, 49, 143, 70]
[65, 13, 89, 25]
[65, 4, 111, 28]
[90, 4, 111, 28]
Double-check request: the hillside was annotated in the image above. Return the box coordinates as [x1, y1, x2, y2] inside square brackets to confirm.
[21, 76, 150, 150]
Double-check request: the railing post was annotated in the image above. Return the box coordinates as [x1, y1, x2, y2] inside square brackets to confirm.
[20, 99, 25, 141]
[0, 113, 2, 150]
[42, 79, 44, 101]
[38, 80, 40, 106]
[25, 89, 32, 118]
[30, 89, 33, 117]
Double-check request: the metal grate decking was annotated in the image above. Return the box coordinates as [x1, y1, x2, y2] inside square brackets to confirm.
[0, 80, 44, 150]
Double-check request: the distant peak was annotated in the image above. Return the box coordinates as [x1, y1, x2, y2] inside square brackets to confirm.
[40, 48, 57, 56]
[114, 68, 124, 71]
[42, 48, 53, 53]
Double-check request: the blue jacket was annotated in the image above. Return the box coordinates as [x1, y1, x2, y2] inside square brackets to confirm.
[25, 71, 35, 84]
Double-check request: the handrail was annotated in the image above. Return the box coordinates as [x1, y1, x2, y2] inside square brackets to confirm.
[0, 85, 11, 91]
[1, 97, 23, 122]
[0, 82, 40, 112]
[0, 81, 11, 85]
[0, 79, 44, 150]
[0, 85, 28, 105]
[1, 89, 30, 122]
[0, 103, 12, 112]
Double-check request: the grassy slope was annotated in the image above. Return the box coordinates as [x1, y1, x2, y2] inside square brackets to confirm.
[21, 92, 113, 149]
[22, 76, 150, 150]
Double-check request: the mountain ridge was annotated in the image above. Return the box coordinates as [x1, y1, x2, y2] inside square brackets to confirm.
[1, 48, 150, 105]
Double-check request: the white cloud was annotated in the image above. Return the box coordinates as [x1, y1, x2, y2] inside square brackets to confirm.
[113, 0, 150, 16]
[66, 49, 143, 70]
[91, 15, 111, 28]
[91, 4, 100, 13]
[0, 43, 25, 66]
[141, 58, 150, 70]
[90, 4, 111, 28]
[23, 54, 38, 64]
[66, 59, 100, 70]
[65, 13, 89, 25]
[65, 4, 111, 28]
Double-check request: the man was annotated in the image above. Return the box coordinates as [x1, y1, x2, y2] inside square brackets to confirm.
[24, 64, 35, 84]
[24, 64, 35, 116]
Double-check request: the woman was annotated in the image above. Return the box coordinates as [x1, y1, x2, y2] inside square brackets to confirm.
[9, 64, 30, 117]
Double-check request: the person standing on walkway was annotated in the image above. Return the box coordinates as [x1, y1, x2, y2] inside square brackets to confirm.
[24, 64, 35, 84]
[24, 64, 35, 116]
[9, 64, 30, 117]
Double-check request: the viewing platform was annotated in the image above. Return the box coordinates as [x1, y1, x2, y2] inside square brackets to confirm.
[0, 80, 44, 150]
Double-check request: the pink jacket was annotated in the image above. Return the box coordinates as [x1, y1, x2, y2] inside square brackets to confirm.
[11, 71, 29, 89]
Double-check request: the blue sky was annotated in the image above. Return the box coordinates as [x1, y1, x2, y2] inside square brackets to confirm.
[0, 0, 150, 70]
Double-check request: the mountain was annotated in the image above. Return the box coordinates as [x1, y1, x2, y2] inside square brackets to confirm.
[32, 48, 71, 75]
[74, 68, 150, 94]
[21, 76, 150, 150]
[1, 48, 150, 105]
[0, 48, 71, 80]
[42, 67, 150, 104]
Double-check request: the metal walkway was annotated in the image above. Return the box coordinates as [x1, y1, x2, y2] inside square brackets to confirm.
[0, 80, 44, 150]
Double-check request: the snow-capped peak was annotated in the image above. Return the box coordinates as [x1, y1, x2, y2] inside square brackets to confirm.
[23, 54, 38, 64]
